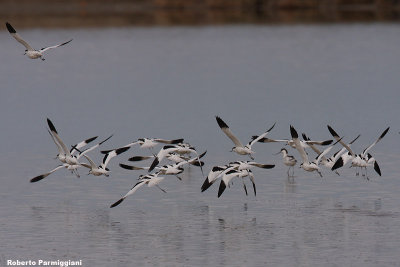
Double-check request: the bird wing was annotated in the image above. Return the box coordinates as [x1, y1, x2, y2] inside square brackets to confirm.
[39, 39, 73, 53]
[302, 133, 322, 156]
[362, 127, 389, 156]
[216, 116, 243, 147]
[81, 154, 97, 169]
[315, 146, 333, 165]
[30, 165, 65, 183]
[290, 125, 309, 163]
[110, 181, 147, 208]
[149, 146, 179, 172]
[119, 163, 149, 171]
[247, 122, 276, 148]
[47, 118, 71, 157]
[248, 162, 275, 169]
[102, 146, 130, 168]
[327, 125, 355, 156]
[6, 22, 34, 51]
[154, 138, 184, 144]
[47, 129, 63, 156]
[70, 136, 98, 154]
[76, 135, 113, 159]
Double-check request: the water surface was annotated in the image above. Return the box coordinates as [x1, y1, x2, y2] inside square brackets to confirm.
[0, 24, 400, 266]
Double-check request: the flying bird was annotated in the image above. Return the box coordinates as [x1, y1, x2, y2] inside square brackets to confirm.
[6, 22, 72, 60]
[216, 116, 275, 160]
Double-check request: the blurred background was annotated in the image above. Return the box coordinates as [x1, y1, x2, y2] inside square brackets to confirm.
[1, 0, 400, 28]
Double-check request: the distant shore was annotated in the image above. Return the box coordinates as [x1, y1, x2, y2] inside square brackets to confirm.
[1, 0, 399, 28]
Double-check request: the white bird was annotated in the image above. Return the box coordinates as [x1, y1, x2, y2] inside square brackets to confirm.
[216, 116, 275, 160]
[6, 22, 72, 61]
[275, 148, 297, 177]
[81, 146, 130, 177]
[328, 125, 389, 178]
[110, 172, 166, 208]
[290, 125, 333, 177]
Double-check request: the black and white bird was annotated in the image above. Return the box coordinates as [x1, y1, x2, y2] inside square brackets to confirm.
[6, 22, 72, 60]
[275, 148, 297, 177]
[290, 125, 333, 177]
[216, 116, 275, 160]
[328, 125, 389, 178]
[110, 172, 166, 208]
[81, 146, 130, 177]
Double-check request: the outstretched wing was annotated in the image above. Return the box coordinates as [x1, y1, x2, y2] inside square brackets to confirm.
[362, 127, 389, 156]
[6, 22, 34, 51]
[39, 39, 73, 53]
[216, 116, 243, 147]
[290, 125, 308, 163]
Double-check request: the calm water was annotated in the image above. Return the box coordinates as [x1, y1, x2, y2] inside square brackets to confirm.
[1, 24, 400, 266]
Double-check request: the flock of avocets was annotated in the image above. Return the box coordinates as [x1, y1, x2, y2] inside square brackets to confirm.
[5, 21, 392, 206]
[31, 117, 390, 208]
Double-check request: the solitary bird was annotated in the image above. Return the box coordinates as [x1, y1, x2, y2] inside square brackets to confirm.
[6, 22, 72, 60]
[275, 148, 297, 177]
[215, 116, 275, 160]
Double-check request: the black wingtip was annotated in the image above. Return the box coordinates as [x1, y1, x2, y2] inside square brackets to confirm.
[201, 177, 213, 192]
[149, 158, 159, 172]
[128, 156, 150, 162]
[327, 125, 339, 138]
[331, 157, 343, 171]
[30, 175, 45, 183]
[267, 122, 276, 133]
[374, 161, 382, 176]
[88, 136, 98, 143]
[171, 138, 184, 144]
[100, 149, 112, 155]
[321, 140, 333, 146]
[261, 164, 275, 169]
[119, 163, 134, 170]
[110, 198, 124, 208]
[380, 127, 390, 139]
[290, 125, 298, 139]
[47, 118, 58, 134]
[115, 146, 130, 155]
[216, 116, 228, 129]
[217, 181, 227, 198]
[6, 22, 16, 33]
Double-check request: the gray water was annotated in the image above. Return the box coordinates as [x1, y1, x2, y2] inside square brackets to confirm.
[1, 24, 400, 266]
